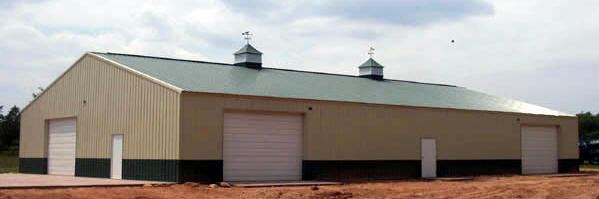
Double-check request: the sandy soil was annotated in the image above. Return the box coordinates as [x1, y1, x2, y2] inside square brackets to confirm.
[1, 169, 598, 199]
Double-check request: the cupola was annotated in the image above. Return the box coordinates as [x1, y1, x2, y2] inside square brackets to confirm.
[358, 47, 384, 80]
[234, 31, 262, 69]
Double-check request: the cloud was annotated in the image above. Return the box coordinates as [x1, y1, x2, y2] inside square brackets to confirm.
[222, 0, 494, 26]
[460, 61, 599, 114]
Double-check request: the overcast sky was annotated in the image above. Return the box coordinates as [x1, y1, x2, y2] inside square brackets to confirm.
[1, 0, 598, 114]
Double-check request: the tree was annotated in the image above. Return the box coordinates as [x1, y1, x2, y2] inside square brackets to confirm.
[578, 112, 599, 141]
[0, 106, 20, 152]
[0, 106, 4, 150]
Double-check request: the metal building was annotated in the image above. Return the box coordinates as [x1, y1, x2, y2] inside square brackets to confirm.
[19, 44, 579, 182]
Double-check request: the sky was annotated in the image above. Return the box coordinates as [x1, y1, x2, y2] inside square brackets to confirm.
[0, 0, 598, 114]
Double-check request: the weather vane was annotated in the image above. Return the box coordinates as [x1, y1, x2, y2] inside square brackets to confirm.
[368, 47, 375, 58]
[242, 31, 253, 44]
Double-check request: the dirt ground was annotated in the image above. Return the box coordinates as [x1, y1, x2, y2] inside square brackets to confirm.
[1, 169, 598, 199]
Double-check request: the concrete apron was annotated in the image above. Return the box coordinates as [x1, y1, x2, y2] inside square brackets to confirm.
[0, 173, 171, 189]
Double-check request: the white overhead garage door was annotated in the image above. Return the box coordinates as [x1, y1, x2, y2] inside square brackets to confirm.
[48, 118, 77, 176]
[521, 126, 558, 174]
[223, 112, 303, 181]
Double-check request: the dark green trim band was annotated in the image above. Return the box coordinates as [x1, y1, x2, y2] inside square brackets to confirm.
[75, 158, 110, 178]
[21, 158, 575, 183]
[19, 158, 47, 174]
[122, 159, 178, 182]
[558, 159, 580, 173]
[437, 159, 521, 177]
[178, 160, 223, 183]
[122, 159, 223, 183]
[303, 160, 421, 180]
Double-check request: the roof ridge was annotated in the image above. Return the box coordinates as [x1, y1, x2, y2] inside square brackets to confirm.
[263, 67, 457, 87]
[92, 51, 457, 88]
[91, 51, 234, 66]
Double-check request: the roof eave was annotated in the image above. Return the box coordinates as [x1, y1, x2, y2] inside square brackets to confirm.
[179, 90, 576, 118]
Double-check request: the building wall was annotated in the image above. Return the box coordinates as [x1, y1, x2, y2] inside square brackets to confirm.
[179, 92, 578, 180]
[19, 54, 180, 180]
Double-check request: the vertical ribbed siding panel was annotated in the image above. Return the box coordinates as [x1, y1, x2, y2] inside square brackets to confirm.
[19, 54, 180, 163]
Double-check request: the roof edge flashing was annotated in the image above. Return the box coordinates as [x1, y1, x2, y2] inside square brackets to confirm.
[89, 52, 184, 93]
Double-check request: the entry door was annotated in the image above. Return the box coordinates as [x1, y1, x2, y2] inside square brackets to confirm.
[421, 138, 437, 178]
[223, 112, 303, 181]
[521, 126, 558, 174]
[48, 118, 77, 176]
[111, 134, 123, 179]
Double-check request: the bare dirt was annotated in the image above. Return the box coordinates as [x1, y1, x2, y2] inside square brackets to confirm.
[1, 169, 598, 199]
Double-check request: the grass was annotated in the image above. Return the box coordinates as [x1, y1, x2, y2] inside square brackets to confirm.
[0, 167, 17, 173]
[580, 160, 599, 169]
[0, 150, 18, 173]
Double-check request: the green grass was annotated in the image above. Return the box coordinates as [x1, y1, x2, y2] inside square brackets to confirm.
[0, 167, 17, 173]
[0, 151, 18, 173]
[580, 160, 599, 169]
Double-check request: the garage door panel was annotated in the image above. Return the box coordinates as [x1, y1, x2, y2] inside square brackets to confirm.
[225, 176, 302, 182]
[522, 126, 557, 174]
[224, 150, 302, 155]
[224, 142, 302, 148]
[225, 158, 303, 162]
[48, 118, 76, 176]
[226, 171, 302, 177]
[226, 122, 302, 128]
[225, 127, 302, 133]
[225, 163, 301, 170]
[224, 135, 301, 142]
[224, 112, 303, 181]
[224, 131, 302, 137]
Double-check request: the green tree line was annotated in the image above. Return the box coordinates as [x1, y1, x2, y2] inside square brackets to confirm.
[0, 105, 20, 153]
[578, 112, 599, 141]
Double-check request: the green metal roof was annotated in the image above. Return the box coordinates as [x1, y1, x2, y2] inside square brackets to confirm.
[93, 52, 572, 116]
[234, 44, 262, 55]
[359, 58, 384, 68]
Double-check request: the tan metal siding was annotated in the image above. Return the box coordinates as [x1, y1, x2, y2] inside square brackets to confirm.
[19, 54, 180, 160]
[180, 92, 578, 161]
